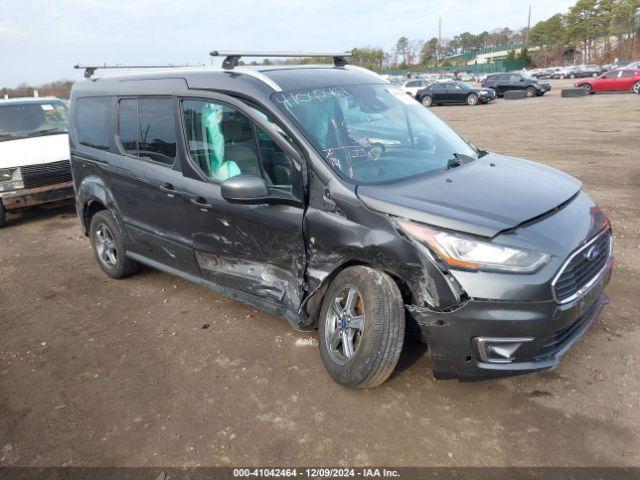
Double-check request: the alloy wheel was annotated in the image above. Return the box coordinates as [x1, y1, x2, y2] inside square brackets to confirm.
[324, 286, 365, 365]
[633, 82, 640, 94]
[95, 223, 117, 268]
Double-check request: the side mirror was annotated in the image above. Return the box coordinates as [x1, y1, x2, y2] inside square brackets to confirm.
[221, 174, 270, 204]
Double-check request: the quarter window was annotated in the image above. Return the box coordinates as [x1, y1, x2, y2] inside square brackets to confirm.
[75, 97, 111, 151]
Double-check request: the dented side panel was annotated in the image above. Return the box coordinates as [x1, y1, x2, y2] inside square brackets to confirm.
[302, 171, 461, 319]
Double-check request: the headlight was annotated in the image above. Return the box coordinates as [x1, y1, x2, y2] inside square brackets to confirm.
[397, 220, 551, 273]
[0, 167, 24, 192]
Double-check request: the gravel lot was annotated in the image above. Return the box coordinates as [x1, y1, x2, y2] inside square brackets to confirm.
[1, 79, 639, 467]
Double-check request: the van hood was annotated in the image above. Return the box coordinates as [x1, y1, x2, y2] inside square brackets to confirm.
[0, 133, 70, 169]
[356, 153, 582, 238]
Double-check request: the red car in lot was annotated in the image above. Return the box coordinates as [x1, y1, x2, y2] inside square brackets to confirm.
[576, 69, 640, 94]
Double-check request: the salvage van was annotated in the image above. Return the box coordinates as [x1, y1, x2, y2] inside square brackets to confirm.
[69, 53, 613, 388]
[0, 97, 74, 227]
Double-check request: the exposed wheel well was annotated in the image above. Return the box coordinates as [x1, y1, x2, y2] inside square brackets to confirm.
[83, 200, 107, 235]
[303, 261, 417, 330]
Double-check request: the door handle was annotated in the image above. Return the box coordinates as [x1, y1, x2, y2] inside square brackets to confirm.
[159, 183, 178, 198]
[190, 197, 212, 209]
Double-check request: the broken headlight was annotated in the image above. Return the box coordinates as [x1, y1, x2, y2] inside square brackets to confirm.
[397, 220, 550, 273]
[0, 167, 24, 192]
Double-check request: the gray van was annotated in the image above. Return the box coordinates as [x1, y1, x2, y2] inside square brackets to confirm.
[69, 53, 613, 388]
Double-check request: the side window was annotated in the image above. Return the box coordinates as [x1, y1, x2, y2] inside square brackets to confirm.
[604, 71, 619, 79]
[249, 108, 298, 190]
[138, 98, 177, 165]
[75, 97, 111, 151]
[620, 70, 634, 78]
[118, 99, 137, 156]
[182, 99, 261, 182]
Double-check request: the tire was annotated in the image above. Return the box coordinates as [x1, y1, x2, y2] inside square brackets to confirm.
[318, 266, 405, 388]
[633, 82, 640, 94]
[570, 73, 576, 79]
[89, 210, 139, 279]
[560, 74, 566, 80]
[592, 73, 598, 78]
[525, 86, 537, 97]
[0, 202, 6, 228]
[581, 84, 593, 94]
[420, 95, 433, 107]
[466, 93, 479, 105]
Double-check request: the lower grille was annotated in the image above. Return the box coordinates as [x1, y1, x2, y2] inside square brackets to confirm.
[21, 160, 72, 189]
[535, 299, 600, 360]
[552, 230, 611, 303]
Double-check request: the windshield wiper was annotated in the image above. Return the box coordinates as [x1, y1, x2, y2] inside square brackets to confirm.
[446, 153, 476, 169]
[25, 128, 66, 137]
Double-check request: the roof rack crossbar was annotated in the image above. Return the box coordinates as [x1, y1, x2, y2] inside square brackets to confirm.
[209, 51, 352, 69]
[73, 64, 202, 78]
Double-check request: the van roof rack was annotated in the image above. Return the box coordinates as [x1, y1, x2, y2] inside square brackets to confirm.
[209, 51, 352, 69]
[74, 64, 203, 79]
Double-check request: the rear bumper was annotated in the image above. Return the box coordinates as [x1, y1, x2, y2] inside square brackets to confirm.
[407, 258, 612, 381]
[0, 182, 75, 210]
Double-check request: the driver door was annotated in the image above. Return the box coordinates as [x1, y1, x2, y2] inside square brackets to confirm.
[178, 97, 306, 315]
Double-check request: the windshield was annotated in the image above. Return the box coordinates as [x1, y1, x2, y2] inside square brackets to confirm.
[272, 84, 477, 184]
[0, 100, 69, 142]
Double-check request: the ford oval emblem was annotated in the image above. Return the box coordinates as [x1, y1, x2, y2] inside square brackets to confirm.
[585, 245, 600, 262]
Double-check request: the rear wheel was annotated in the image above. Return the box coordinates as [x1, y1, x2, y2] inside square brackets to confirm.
[0, 202, 6, 228]
[89, 210, 139, 279]
[318, 266, 405, 388]
[592, 72, 598, 78]
[525, 86, 537, 97]
[420, 95, 433, 107]
[570, 73, 576, 79]
[466, 93, 479, 105]
[632, 81, 640, 94]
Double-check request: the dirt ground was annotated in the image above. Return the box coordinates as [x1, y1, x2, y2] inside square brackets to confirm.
[1, 79, 639, 468]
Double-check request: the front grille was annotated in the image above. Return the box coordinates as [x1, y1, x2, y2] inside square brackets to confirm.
[552, 230, 611, 303]
[21, 160, 72, 189]
[534, 299, 600, 360]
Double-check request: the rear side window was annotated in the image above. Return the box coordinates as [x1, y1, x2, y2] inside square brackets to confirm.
[75, 97, 111, 151]
[116, 97, 177, 166]
[621, 71, 634, 78]
[118, 99, 137, 156]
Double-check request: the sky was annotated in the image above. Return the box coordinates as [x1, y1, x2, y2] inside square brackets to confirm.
[0, 0, 576, 88]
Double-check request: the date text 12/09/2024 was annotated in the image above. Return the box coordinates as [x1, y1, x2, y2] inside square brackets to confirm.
[233, 468, 400, 478]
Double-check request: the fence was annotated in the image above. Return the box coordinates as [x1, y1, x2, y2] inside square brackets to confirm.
[380, 58, 526, 77]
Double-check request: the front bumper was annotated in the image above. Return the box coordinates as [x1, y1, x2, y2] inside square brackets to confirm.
[407, 257, 613, 381]
[0, 182, 75, 210]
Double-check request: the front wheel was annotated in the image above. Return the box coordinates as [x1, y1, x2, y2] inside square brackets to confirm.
[466, 93, 479, 105]
[570, 73, 576, 79]
[318, 266, 405, 388]
[525, 86, 537, 97]
[0, 202, 6, 228]
[581, 84, 593, 94]
[632, 81, 640, 94]
[420, 95, 433, 107]
[592, 72, 598, 78]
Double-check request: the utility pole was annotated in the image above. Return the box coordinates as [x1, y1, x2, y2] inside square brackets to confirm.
[525, 5, 531, 45]
[438, 17, 442, 61]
